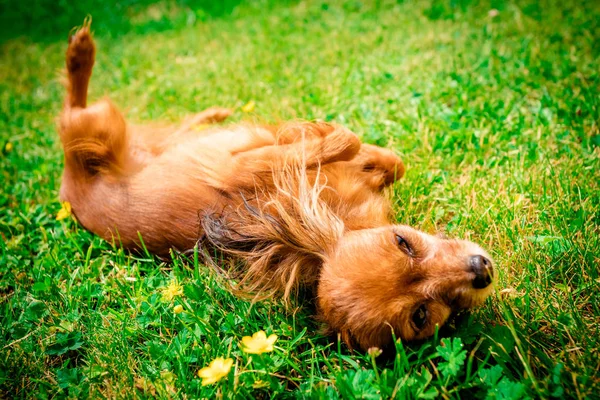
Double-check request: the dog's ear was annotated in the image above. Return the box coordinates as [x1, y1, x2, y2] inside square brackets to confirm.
[201, 167, 345, 300]
[201, 207, 323, 299]
[201, 204, 330, 301]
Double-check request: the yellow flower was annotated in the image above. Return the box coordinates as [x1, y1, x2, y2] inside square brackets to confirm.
[5, 142, 13, 152]
[173, 305, 184, 314]
[161, 280, 183, 302]
[197, 357, 233, 386]
[241, 100, 255, 113]
[241, 330, 277, 354]
[56, 201, 72, 221]
[252, 379, 269, 389]
[160, 369, 176, 385]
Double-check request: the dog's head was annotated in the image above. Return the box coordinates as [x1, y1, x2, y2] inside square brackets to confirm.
[201, 166, 494, 352]
[317, 225, 494, 351]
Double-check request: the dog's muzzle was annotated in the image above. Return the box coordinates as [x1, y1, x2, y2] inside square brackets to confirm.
[470, 255, 494, 289]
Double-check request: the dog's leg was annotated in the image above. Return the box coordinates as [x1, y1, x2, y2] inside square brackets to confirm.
[262, 121, 343, 145]
[228, 124, 361, 187]
[348, 144, 405, 190]
[60, 24, 129, 178]
[175, 107, 233, 134]
[65, 21, 95, 109]
[188, 107, 233, 124]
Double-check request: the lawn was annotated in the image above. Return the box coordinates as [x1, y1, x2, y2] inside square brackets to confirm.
[1, 0, 598, 398]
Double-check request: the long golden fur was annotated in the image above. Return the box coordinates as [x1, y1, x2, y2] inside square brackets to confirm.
[58, 25, 495, 351]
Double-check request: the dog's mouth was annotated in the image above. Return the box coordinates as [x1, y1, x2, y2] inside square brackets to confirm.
[453, 277, 496, 310]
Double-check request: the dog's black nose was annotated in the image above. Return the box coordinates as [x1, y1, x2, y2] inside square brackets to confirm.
[470, 255, 493, 289]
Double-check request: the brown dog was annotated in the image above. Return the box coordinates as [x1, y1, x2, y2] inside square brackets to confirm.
[58, 25, 495, 351]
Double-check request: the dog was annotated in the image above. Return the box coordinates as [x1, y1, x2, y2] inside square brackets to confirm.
[58, 24, 495, 351]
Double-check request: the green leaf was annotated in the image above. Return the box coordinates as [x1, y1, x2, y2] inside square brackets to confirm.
[486, 377, 530, 400]
[480, 366, 531, 400]
[479, 365, 504, 387]
[56, 367, 83, 389]
[550, 363, 564, 398]
[416, 367, 438, 399]
[46, 331, 84, 356]
[24, 299, 47, 322]
[485, 325, 516, 364]
[335, 369, 379, 399]
[436, 338, 467, 378]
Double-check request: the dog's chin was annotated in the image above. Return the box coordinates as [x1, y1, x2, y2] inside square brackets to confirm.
[454, 282, 495, 310]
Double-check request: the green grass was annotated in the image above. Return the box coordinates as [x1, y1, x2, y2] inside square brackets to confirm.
[1, 0, 599, 398]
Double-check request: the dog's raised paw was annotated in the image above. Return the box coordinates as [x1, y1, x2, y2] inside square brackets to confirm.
[198, 107, 234, 123]
[66, 26, 95, 74]
[321, 127, 361, 163]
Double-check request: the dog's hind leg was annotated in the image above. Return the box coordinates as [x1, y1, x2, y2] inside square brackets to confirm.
[65, 21, 95, 109]
[60, 24, 130, 178]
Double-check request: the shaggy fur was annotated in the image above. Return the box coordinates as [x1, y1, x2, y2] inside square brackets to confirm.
[58, 25, 495, 351]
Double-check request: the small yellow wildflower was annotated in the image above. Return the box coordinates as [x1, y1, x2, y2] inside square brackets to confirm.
[173, 304, 184, 314]
[241, 330, 277, 354]
[160, 369, 177, 385]
[161, 280, 183, 302]
[252, 379, 269, 389]
[197, 357, 233, 386]
[5, 142, 13, 152]
[241, 100, 255, 113]
[56, 201, 72, 221]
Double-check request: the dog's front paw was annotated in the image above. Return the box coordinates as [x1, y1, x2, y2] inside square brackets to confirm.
[203, 107, 234, 123]
[356, 144, 405, 183]
[193, 107, 233, 124]
[320, 127, 361, 163]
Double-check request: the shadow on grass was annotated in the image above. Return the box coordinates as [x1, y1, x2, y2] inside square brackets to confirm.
[0, 0, 267, 43]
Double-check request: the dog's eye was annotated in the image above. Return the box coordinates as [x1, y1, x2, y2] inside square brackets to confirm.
[395, 234, 414, 256]
[412, 304, 428, 330]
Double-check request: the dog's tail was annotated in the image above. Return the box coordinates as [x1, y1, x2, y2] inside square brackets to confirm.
[60, 19, 128, 177]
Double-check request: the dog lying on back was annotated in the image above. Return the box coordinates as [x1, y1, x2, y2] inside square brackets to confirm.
[58, 24, 495, 351]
